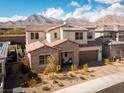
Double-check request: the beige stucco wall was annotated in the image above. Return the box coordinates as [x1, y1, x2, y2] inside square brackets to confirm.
[63, 31, 87, 44]
[46, 28, 61, 43]
[26, 32, 46, 44]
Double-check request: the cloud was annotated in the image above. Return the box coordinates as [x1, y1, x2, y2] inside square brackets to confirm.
[73, 5, 92, 18]
[108, 3, 124, 12]
[70, 1, 80, 7]
[94, 0, 122, 4]
[42, 8, 64, 19]
[0, 15, 27, 22]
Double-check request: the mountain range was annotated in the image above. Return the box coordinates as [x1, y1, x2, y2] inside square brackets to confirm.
[0, 14, 124, 27]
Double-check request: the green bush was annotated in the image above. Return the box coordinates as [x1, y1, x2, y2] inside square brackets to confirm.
[42, 85, 50, 91]
[20, 63, 30, 74]
[27, 71, 37, 79]
[71, 64, 78, 71]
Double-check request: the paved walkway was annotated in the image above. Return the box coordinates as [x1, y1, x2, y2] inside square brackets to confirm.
[52, 71, 124, 93]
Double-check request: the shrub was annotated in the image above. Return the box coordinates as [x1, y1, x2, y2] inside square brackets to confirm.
[104, 58, 112, 65]
[20, 63, 30, 74]
[80, 76, 87, 80]
[42, 80, 47, 85]
[49, 73, 58, 79]
[42, 85, 50, 91]
[27, 71, 38, 79]
[28, 79, 36, 87]
[82, 64, 89, 74]
[71, 64, 78, 71]
[19, 80, 29, 87]
[55, 65, 61, 73]
[58, 82, 64, 87]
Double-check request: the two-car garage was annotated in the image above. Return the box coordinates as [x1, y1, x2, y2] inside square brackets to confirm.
[79, 46, 102, 65]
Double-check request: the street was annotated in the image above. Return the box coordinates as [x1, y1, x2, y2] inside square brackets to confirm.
[96, 82, 124, 93]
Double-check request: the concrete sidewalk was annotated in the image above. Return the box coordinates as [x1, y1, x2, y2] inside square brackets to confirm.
[52, 71, 124, 93]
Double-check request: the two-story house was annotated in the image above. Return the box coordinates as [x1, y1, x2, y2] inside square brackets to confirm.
[95, 24, 124, 60]
[26, 24, 102, 72]
[0, 42, 9, 93]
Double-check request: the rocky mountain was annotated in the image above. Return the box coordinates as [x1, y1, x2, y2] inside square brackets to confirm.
[0, 14, 63, 27]
[1, 15, 124, 27]
[95, 15, 124, 25]
[65, 17, 89, 25]
[25, 14, 63, 25]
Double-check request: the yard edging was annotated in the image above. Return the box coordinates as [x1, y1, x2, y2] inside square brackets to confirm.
[52, 71, 124, 93]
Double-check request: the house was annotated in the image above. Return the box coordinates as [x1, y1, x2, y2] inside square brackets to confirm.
[26, 24, 102, 72]
[0, 42, 9, 93]
[95, 24, 124, 60]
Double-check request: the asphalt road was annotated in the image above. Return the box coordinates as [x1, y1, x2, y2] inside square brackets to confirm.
[96, 82, 124, 93]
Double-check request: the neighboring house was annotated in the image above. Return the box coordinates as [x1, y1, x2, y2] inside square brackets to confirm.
[95, 24, 124, 60]
[26, 24, 102, 72]
[0, 42, 9, 93]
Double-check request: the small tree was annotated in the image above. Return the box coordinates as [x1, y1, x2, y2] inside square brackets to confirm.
[43, 55, 57, 74]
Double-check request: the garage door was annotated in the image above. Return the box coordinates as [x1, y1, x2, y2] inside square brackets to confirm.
[79, 50, 98, 64]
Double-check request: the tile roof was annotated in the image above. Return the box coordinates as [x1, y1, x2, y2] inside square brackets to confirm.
[26, 39, 78, 52]
[26, 41, 45, 52]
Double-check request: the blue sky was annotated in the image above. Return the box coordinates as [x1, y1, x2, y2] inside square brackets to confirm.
[0, 0, 124, 22]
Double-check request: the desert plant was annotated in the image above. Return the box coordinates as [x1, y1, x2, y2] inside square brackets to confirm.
[82, 64, 89, 74]
[80, 76, 87, 80]
[42, 85, 50, 91]
[28, 78, 36, 87]
[49, 73, 58, 79]
[27, 71, 37, 79]
[20, 63, 30, 74]
[19, 80, 29, 87]
[104, 58, 112, 65]
[42, 80, 47, 85]
[58, 82, 64, 87]
[55, 65, 61, 73]
[71, 64, 78, 71]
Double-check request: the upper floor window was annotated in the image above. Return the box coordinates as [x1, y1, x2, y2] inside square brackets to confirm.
[87, 32, 93, 39]
[54, 32, 57, 39]
[30, 33, 39, 39]
[75, 32, 83, 40]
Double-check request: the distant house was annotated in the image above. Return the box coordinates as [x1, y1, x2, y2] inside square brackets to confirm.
[0, 42, 9, 93]
[95, 24, 124, 60]
[26, 24, 102, 72]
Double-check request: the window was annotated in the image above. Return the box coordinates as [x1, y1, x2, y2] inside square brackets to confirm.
[39, 55, 49, 65]
[30, 33, 39, 39]
[87, 32, 93, 39]
[54, 32, 57, 39]
[75, 32, 83, 40]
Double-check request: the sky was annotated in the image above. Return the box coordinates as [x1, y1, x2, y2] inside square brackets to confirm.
[0, 0, 124, 22]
